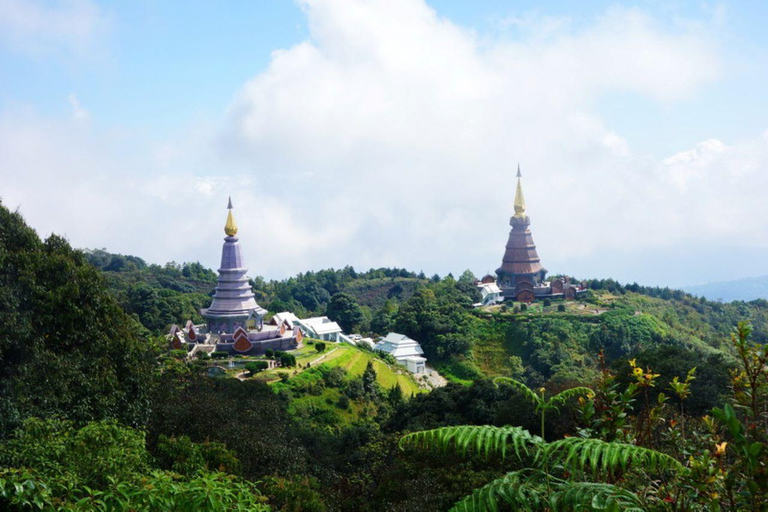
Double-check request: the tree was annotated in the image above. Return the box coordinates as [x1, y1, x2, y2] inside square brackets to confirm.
[371, 300, 398, 335]
[315, 342, 326, 353]
[325, 292, 365, 333]
[0, 202, 156, 437]
[245, 361, 269, 376]
[363, 361, 378, 397]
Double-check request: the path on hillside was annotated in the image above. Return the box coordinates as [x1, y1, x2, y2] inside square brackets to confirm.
[308, 346, 340, 366]
[236, 346, 341, 381]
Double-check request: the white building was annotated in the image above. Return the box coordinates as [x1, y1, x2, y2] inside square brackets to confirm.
[477, 281, 503, 306]
[375, 332, 427, 374]
[295, 316, 343, 342]
[347, 334, 376, 350]
[270, 311, 300, 328]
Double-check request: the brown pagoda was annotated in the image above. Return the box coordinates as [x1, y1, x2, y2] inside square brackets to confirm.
[496, 166, 548, 302]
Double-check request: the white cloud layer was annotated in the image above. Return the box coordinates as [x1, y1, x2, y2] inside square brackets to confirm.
[2, 0, 767, 286]
[0, 0, 106, 57]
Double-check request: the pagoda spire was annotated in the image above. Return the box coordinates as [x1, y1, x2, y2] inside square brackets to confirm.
[513, 164, 526, 218]
[224, 196, 238, 236]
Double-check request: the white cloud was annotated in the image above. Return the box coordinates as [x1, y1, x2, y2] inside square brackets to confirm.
[219, 0, 732, 275]
[67, 93, 90, 123]
[0, 0, 107, 57]
[3, 0, 767, 286]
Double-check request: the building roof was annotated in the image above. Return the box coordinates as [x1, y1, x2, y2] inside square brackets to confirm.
[375, 332, 425, 359]
[272, 311, 299, 326]
[297, 316, 343, 335]
[478, 282, 502, 295]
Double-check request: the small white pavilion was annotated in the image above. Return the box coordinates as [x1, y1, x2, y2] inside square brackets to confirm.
[375, 332, 427, 374]
[477, 281, 503, 306]
[295, 316, 344, 342]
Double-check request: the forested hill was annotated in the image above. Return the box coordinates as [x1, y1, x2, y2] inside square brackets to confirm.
[84, 249, 217, 332]
[5, 208, 768, 510]
[84, 249, 768, 399]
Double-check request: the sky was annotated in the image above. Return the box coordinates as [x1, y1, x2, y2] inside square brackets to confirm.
[1, 0, 768, 288]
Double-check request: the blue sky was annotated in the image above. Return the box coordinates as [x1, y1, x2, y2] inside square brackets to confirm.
[5, 1, 767, 154]
[2, 0, 768, 287]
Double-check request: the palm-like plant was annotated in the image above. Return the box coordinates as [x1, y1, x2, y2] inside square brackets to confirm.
[400, 378, 684, 511]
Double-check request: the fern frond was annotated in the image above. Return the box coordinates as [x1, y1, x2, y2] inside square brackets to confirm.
[493, 377, 542, 406]
[449, 469, 548, 512]
[399, 425, 540, 461]
[549, 481, 645, 511]
[546, 437, 684, 475]
[549, 387, 594, 408]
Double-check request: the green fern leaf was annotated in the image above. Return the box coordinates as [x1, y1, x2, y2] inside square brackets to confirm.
[546, 437, 684, 475]
[550, 481, 645, 511]
[493, 377, 542, 407]
[449, 470, 548, 512]
[399, 425, 540, 461]
[549, 387, 594, 408]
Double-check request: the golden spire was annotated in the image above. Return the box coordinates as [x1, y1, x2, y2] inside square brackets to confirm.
[513, 164, 526, 218]
[224, 196, 238, 236]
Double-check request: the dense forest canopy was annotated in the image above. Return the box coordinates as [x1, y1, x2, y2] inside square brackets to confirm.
[2, 203, 768, 510]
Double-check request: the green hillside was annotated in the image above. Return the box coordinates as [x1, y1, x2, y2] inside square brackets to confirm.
[6, 230, 768, 509]
[261, 342, 422, 397]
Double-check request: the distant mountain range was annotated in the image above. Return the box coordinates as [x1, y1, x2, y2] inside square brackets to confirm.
[683, 275, 768, 302]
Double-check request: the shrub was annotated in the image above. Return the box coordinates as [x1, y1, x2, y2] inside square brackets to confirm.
[170, 349, 187, 359]
[315, 342, 326, 353]
[245, 361, 269, 376]
[264, 349, 274, 358]
[211, 351, 229, 360]
[543, 299, 551, 307]
[520, 304, 528, 312]
[280, 354, 296, 368]
[557, 304, 566, 312]
[337, 395, 350, 409]
[323, 366, 347, 388]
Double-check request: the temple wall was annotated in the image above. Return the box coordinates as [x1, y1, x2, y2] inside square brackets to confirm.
[215, 336, 299, 356]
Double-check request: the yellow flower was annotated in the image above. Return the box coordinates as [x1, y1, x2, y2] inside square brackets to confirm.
[715, 442, 727, 456]
[629, 358, 637, 368]
[633, 367, 644, 377]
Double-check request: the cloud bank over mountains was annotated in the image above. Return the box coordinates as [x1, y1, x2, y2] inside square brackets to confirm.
[1, 0, 766, 286]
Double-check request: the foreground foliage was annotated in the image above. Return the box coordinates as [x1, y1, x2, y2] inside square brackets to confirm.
[0, 418, 268, 511]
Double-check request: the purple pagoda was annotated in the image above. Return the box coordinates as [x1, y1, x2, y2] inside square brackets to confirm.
[182, 198, 302, 356]
[201, 197, 267, 333]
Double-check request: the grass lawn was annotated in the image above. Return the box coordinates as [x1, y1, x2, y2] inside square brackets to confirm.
[248, 343, 422, 395]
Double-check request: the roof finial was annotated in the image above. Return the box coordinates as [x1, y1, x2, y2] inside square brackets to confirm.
[224, 197, 238, 236]
[513, 165, 526, 218]
[227, 196, 233, 209]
